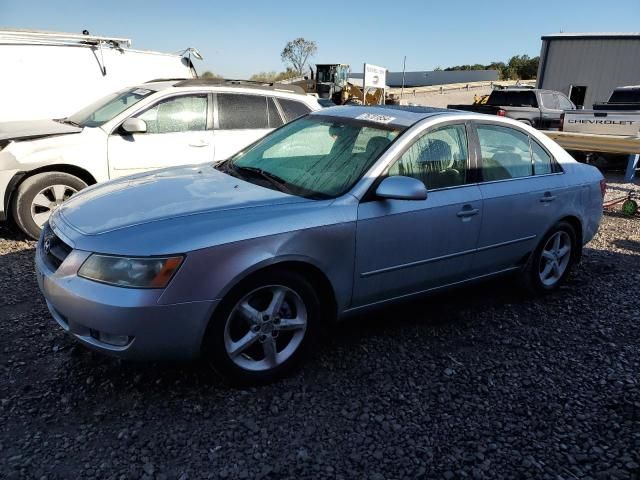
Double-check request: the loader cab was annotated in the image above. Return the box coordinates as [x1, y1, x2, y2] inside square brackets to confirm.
[315, 64, 350, 100]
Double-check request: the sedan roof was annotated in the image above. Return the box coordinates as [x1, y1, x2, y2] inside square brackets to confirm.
[312, 105, 456, 128]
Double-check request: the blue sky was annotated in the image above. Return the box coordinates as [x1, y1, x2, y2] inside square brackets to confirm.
[1, 0, 639, 77]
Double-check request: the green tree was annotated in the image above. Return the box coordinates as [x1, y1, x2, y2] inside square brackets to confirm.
[281, 38, 317, 75]
[250, 69, 300, 83]
[200, 71, 222, 79]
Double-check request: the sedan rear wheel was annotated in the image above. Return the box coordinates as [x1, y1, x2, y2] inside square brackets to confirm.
[538, 231, 572, 287]
[204, 270, 320, 386]
[521, 220, 578, 293]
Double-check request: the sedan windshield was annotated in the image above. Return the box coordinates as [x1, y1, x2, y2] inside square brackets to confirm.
[66, 87, 156, 128]
[225, 116, 403, 199]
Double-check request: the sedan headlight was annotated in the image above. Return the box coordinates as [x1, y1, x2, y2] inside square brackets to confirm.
[78, 254, 184, 288]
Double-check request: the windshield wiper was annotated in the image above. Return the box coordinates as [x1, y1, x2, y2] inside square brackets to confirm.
[233, 166, 293, 194]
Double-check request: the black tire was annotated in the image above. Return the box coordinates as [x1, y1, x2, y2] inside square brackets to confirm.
[520, 220, 578, 293]
[11, 172, 87, 239]
[517, 119, 533, 126]
[203, 269, 321, 386]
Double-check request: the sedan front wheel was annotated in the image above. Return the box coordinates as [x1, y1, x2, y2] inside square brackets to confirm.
[204, 270, 321, 386]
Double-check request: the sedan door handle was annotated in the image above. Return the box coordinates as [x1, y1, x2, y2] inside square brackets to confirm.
[540, 193, 556, 203]
[457, 207, 480, 218]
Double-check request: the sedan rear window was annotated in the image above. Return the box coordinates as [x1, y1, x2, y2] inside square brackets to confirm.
[477, 124, 532, 180]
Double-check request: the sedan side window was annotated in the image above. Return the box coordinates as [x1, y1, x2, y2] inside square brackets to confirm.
[477, 124, 532, 181]
[388, 124, 468, 190]
[137, 95, 207, 134]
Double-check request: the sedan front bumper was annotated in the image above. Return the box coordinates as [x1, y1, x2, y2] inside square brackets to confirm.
[35, 242, 218, 361]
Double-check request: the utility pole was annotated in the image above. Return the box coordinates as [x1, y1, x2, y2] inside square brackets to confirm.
[400, 56, 406, 99]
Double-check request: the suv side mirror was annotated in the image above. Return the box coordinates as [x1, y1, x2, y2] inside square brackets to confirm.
[376, 176, 427, 201]
[121, 118, 147, 134]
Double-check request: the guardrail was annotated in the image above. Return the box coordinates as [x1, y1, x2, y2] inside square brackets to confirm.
[542, 131, 640, 182]
[387, 79, 536, 96]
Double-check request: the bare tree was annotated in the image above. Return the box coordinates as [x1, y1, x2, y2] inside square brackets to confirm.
[281, 38, 317, 75]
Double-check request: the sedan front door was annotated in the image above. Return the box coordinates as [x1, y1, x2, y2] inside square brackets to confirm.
[352, 123, 483, 307]
[107, 94, 213, 178]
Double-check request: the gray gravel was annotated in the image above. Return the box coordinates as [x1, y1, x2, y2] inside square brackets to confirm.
[1, 176, 639, 480]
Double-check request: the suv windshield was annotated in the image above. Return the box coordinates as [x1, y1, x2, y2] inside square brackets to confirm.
[224, 116, 403, 199]
[66, 87, 156, 128]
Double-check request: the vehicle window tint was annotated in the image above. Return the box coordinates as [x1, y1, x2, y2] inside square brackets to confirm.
[556, 94, 574, 110]
[388, 124, 468, 189]
[488, 91, 538, 107]
[218, 94, 269, 130]
[540, 93, 559, 109]
[137, 95, 207, 134]
[531, 139, 553, 175]
[279, 99, 312, 122]
[267, 97, 283, 128]
[477, 124, 532, 181]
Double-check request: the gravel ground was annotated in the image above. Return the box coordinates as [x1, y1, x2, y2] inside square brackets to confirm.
[1, 176, 639, 480]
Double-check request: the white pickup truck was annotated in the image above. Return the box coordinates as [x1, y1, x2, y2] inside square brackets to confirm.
[561, 86, 640, 136]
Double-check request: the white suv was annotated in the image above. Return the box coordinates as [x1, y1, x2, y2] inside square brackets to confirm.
[0, 79, 322, 238]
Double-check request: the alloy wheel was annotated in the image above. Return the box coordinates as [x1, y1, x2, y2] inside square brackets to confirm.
[223, 285, 307, 371]
[538, 231, 572, 287]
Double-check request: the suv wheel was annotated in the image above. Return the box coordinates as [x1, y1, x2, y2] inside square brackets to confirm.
[12, 172, 87, 239]
[204, 270, 321, 386]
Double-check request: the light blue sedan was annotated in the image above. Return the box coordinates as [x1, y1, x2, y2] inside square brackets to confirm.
[35, 106, 604, 385]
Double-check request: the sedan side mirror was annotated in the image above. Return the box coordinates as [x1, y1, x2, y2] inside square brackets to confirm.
[376, 176, 427, 201]
[121, 118, 147, 134]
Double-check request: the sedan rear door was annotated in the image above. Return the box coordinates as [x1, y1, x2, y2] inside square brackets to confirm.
[470, 122, 567, 276]
[352, 122, 483, 307]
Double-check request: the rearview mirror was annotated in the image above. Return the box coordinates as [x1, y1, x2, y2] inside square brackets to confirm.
[121, 118, 147, 134]
[376, 176, 427, 201]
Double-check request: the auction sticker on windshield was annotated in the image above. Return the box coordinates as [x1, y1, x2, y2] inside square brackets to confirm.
[356, 113, 396, 124]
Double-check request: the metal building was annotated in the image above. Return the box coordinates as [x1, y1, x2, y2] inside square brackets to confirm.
[537, 32, 640, 108]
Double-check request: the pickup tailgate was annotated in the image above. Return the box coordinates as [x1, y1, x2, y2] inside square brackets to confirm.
[563, 110, 640, 136]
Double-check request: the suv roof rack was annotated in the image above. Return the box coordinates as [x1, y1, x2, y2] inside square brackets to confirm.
[174, 78, 306, 95]
[144, 78, 190, 83]
[0, 29, 131, 48]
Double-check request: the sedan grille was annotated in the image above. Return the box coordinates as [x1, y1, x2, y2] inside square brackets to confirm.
[41, 224, 72, 271]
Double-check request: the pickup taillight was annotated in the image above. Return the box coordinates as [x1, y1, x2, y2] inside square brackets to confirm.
[599, 179, 607, 199]
[559, 113, 564, 131]
[497, 109, 506, 117]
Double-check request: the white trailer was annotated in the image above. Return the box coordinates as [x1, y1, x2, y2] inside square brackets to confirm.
[0, 29, 201, 122]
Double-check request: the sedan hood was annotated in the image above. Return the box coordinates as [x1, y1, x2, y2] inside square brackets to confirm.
[0, 119, 83, 142]
[58, 165, 307, 235]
